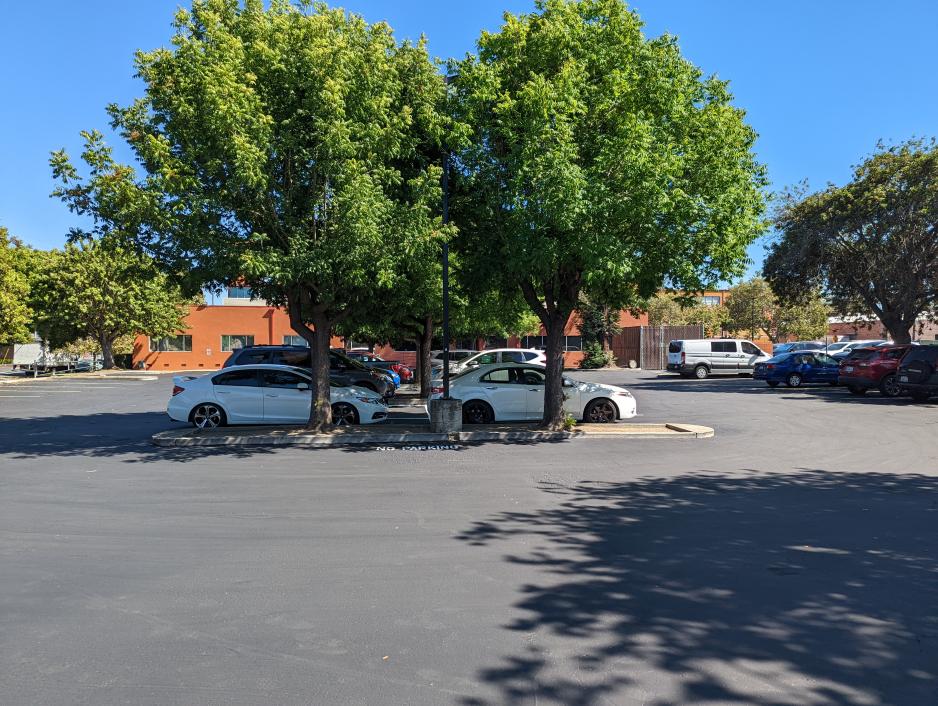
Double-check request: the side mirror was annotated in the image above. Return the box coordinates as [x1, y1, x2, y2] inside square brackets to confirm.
[563, 378, 575, 388]
[297, 382, 309, 391]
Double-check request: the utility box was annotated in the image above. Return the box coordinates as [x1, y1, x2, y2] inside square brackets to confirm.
[428, 397, 463, 434]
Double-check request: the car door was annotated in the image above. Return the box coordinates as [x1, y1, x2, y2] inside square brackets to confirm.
[517, 367, 548, 419]
[211, 369, 263, 423]
[477, 367, 526, 420]
[739, 341, 764, 372]
[260, 369, 311, 423]
[812, 353, 840, 382]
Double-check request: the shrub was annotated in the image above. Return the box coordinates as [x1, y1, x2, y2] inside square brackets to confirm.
[580, 342, 615, 369]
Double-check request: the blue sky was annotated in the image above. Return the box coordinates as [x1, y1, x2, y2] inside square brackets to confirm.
[2, 1, 937, 276]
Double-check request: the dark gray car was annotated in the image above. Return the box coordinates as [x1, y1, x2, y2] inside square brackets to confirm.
[223, 345, 393, 398]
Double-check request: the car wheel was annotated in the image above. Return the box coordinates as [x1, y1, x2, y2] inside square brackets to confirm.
[462, 400, 494, 424]
[879, 373, 900, 398]
[191, 403, 226, 429]
[911, 390, 931, 402]
[767, 381, 779, 388]
[847, 386, 866, 396]
[694, 365, 709, 380]
[786, 373, 803, 388]
[331, 402, 359, 426]
[583, 398, 617, 423]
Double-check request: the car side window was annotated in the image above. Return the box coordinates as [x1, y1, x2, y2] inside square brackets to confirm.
[885, 348, 906, 360]
[238, 351, 269, 365]
[522, 351, 540, 361]
[480, 368, 513, 383]
[213, 370, 259, 387]
[273, 351, 311, 367]
[261, 370, 309, 389]
[502, 351, 525, 363]
[741, 342, 761, 355]
[815, 354, 836, 366]
[476, 353, 497, 365]
[517, 369, 546, 385]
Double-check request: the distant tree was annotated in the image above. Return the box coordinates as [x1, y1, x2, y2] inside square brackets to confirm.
[765, 139, 938, 344]
[725, 278, 776, 340]
[453, 0, 767, 428]
[577, 297, 621, 355]
[30, 238, 188, 368]
[0, 227, 35, 344]
[645, 293, 727, 337]
[94, 1, 450, 429]
[770, 293, 830, 342]
[645, 295, 685, 328]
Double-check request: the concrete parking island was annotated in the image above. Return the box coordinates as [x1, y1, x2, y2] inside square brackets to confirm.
[151, 422, 714, 448]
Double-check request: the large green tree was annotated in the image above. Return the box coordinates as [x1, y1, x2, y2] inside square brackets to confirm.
[102, 0, 450, 428]
[30, 238, 189, 368]
[725, 278, 776, 340]
[765, 139, 938, 344]
[452, 0, 766, 427]
[0, 227, 35, 344]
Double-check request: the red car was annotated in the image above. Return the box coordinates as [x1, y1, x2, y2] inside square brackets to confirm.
[838, 345, 911, 397]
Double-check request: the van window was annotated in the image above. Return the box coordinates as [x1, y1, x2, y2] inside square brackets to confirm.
[741, 342, 761, 355]
[668, 341, 682, 354]
[711, 341, 736, 353]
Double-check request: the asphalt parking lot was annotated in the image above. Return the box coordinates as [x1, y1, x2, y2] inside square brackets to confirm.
[2, 371, 937, 705]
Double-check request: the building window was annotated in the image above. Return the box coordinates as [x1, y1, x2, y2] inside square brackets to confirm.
[699, 295, 722, 307]
[564, 336, 582, 351]
[522, 336, 546, 349]
[221, 335, 254, 352]
[149, 335, 192, 352]
[227, 287, 252, 299]
[283, 335, 309, 347]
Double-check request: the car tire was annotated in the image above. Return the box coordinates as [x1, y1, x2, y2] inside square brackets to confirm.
[847, 386, 866, 396]
[190, 403, 226, 429]
[910, 390, 931, 402]
[583, 398, 618, 423]
[331, 402, 359, 426]
[694, 365, 709, 380]
[786, 373, 803, 388]
[879, 373, 900, 398]
[462, 400, 494, 424]
[767, 381, 779, 388]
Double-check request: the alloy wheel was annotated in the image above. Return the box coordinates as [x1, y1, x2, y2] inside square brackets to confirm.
[787, 373, 802, 388]
[880, 374, 900, 398]
[192, 404, 223, 429]
[332, 402, 358, 426]
[463, 401, 493, 424]
[585, 399, 617, 423]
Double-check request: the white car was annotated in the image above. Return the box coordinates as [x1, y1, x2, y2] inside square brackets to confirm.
[444, 348, 547, 376]
[430, 363, 637, 423]
[167, 364, 388, 428]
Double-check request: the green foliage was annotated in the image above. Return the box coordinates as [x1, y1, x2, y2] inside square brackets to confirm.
[100, 0, 452, 425]
[0, 227, 35, 343]
[453, 0, 767, 426]
[772, 294, 830, 342]
[30, 238, 188, 368]
[577, 297, 621, 351]
[725, 278, 776, 339]
[765, 139, 938, 344]
[646, 293, 728, 338]
[579, 341, 615, 369]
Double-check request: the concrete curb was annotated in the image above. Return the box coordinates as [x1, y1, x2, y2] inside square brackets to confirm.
[0, 372, 158, 385]
[151, 422, 714, 448]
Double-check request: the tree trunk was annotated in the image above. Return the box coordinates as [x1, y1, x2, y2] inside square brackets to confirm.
[100, 334, 116, 369]
[881, 315, 913, 344]
[541, 312, 569, 430]
[415, 315, 433, 399]
[286, 293, 333, 431]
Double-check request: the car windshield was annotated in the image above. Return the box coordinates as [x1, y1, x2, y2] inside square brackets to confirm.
[845, 349, 878, 361]
[332, 350, 369, 371]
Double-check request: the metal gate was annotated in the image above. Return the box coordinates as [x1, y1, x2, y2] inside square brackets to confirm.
[611, 325, 703, 369]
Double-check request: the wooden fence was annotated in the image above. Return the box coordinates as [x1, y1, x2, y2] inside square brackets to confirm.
[610, 325, 704, 369]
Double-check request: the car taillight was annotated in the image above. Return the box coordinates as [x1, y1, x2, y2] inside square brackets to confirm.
[766, 364, 774, 370]
[391, 363, 403, 373]
[172, 385, 185, 396]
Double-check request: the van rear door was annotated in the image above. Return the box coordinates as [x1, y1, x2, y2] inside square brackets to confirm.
[667, 341, 683, 367]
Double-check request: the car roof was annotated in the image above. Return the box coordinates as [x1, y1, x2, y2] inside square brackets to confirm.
[214, 363, 311, 375]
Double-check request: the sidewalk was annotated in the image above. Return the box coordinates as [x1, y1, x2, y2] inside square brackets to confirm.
[0, 368, 158, 384]
[151, 421, 714, 448]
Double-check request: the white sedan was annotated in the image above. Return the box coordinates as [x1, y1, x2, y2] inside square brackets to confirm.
[430, 363, 637, 424]
[167, 364, 388, 428]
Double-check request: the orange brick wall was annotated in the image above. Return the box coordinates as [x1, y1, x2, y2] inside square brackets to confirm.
[133, 305, 342, 371]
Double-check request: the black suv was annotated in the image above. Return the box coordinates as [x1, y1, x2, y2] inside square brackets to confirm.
[897, 345, 938, 401]
[223, 345, 393, 398]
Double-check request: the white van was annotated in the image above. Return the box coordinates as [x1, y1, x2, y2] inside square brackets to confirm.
[667, 339, 770, 379]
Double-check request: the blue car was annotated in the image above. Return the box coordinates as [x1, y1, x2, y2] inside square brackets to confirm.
[753, 351, 840, 388]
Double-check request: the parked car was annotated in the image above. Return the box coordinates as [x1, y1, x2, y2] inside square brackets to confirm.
[772, 341, 824, 355]
[344, 349, 413, 383]
[828, 340, 887, 359]
[753, 351, 840, 388]
[429, 363, 636, 423]
[223, 345, 393, 397]
[168, 364, 388, 428]
[897, 345, 938, 401]
[838, 345, 910, 397]
[667, 339, 770, 379]
[444, 348, 547, 377]
[430, 349, 478, 365]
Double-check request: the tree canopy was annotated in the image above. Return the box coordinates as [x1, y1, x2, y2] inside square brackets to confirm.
[764, 139, 938, 344]
[453, 0, 767, 426]
[0, 227, 35, 344]
[99, 0, 453, 427]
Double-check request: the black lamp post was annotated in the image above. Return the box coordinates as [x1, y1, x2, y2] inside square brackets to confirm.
[441, 73, 457, 400]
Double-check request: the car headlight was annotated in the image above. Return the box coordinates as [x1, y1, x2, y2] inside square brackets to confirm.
[356, 395, 385, 405]
[613, 390, 633, 397]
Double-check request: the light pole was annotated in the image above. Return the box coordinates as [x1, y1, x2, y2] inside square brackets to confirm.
[441, 72, 457, 400]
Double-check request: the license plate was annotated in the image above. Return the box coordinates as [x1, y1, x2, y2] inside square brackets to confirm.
[845, 366, 853, 372]
[900, 375, 908, 382]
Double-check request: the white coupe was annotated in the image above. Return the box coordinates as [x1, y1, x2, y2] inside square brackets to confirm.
[167, 364, 388, 428]
[430, 363, 637, 424]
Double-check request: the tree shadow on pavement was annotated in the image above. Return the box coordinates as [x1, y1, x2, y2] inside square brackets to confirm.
[0, 412, 277, 462]
[456, 470, 938, 706]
